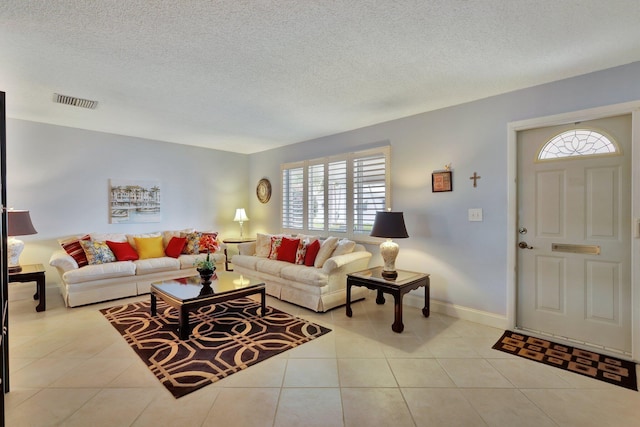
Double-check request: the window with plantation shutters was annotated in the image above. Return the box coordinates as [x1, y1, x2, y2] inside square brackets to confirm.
[281, 146, 390, 239]
[282, 166, 304, 229]
[353, 152, 387, 234]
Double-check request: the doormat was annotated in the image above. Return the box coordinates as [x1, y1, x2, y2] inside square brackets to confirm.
[100, 297, 331, 398]
[492, 330, 637, 391]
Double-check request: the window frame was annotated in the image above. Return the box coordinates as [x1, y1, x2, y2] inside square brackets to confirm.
[281, 146, 391, 240]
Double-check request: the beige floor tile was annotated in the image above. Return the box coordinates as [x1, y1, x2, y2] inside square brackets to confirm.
[132, 385, 219, 426]
[402, 388, 487, 427]
[338, 358, 397, 387]
[438, 359, 514, 388]
[285, 334, 336, 358]
[424, 336, 484, 358]
[275, 388, 343, 427]
[342, 388, 414, 427]
[10, 357, 79, 388]
[388, 358, 456, 387]
[63, 388, 160, 427]
[50, 357, 136, 388]
[202, 387, 280, 427]
[523, 388, 640, 427]
[487, 358, 573, 388]
[283, 358, 339, 387]
[335, 333, 385, 358]
[217, 357, 286, 388]
[378, 335, 434, 358]
[6, 388, 101, 427]
[462, 388, 556, 427]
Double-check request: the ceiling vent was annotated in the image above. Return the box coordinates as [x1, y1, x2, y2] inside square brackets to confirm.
[53, 93, 98, 109]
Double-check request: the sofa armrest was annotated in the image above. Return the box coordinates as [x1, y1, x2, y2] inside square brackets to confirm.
[238, 241, 256, 256]
[322, 251, 372, 274]
[49, 249, 78, 272]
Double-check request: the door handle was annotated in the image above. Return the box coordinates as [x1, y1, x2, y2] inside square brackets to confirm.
[518, 242, 533, 249]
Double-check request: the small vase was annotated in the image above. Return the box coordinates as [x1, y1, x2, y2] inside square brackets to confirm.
[198, 268, 214, 284]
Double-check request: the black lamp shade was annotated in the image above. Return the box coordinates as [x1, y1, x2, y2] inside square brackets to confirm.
[370, 211, 408, 238]
[8, 210, 38, 236]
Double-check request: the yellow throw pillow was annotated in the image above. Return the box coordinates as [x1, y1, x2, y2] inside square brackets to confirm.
[134, 236, 165, 259]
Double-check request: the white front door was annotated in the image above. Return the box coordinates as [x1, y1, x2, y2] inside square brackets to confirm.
[516, 114, 632, 354]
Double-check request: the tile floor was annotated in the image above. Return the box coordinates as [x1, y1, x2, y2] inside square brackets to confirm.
[4, 284, 640, 426]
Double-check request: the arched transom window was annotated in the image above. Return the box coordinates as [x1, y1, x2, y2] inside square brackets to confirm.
[538, 129, 619, 160]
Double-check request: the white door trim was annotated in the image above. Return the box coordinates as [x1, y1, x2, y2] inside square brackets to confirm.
[507, 100, 640, 361]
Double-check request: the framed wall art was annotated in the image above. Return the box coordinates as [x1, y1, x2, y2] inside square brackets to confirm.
[432, 170, 452, 192]
[109, 179, 162, 223]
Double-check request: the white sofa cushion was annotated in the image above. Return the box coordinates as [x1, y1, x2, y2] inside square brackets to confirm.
[63, 261, 136, 284]
[231, 254, 261, 270]
[134, 257, 180, 275]
[256, 258, 290, 277]
[280, 264, 328, 287]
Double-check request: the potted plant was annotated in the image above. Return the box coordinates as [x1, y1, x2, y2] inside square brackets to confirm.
[194, 251, 216, 284]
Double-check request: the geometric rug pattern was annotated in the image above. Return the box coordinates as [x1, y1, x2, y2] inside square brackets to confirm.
[492, 330, 637, 391]
[100, 297, 331, 398]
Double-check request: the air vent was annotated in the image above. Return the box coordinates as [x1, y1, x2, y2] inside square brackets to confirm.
[53, 93, 98, 109]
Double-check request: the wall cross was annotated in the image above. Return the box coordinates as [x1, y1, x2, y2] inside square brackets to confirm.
[470, 172, 481, 187]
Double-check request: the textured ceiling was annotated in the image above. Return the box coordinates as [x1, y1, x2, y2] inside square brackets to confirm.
[1, 1, 639, 154]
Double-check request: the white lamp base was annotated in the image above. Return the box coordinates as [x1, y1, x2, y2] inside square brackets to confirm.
[379, 239, 399, 280]
[8, 236, 25, 272]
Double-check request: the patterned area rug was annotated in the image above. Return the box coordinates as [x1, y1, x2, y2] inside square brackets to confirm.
[100, 298, 331, 398]
[493, 330, 637, 391]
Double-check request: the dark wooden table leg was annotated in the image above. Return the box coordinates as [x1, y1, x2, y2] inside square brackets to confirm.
[34, 273, 46, 312]
[178, 306, 190, 340]
[376, 289, 385, 305]
[346, 283, 353, 317]
[150, 293, 157, 316]
[422, 281, 430, 318]
[391, 291, 404, 333]
[260, 288, 266, 316]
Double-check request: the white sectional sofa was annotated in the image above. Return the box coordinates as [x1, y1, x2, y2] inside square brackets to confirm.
[231, 234, 372, 312]
[49, 230, 224, 307]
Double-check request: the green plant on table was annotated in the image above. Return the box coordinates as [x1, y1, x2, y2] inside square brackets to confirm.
[194, 251, 216, 272]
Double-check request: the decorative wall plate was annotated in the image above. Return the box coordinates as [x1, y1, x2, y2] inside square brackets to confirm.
[256, 178, 272, 203]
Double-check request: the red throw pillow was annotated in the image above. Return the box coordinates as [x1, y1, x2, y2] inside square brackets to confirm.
[165, 236, 187, 258]
[60, 234, 91, 267]
[277, 237, 300, 263]
[106, 240, 139, 261]
[304, 239, 321, 266]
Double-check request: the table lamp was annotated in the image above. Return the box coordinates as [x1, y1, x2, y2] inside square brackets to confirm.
[7, 209, 38, 273]
[233, 208, 249, 238]
[370, 210, 408, 280]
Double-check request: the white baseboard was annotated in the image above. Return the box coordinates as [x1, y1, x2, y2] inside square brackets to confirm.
[403, 293, 508, 330]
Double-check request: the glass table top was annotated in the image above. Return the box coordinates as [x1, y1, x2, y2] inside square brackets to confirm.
[151, 271, 261, 302]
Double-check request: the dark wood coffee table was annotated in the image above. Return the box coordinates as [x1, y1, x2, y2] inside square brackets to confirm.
[346, 267, 430, 333]
[150, 272, 265, 339]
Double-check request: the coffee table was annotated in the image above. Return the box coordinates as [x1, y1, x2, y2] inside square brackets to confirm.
[150, 272, 265, 339]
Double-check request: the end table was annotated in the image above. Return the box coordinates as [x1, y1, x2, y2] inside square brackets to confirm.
[222, 237, 256, 271]
[346, 267, 429, 333]
[9, 263, 46, 312]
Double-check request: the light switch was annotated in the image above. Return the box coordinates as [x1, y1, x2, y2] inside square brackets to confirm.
[468, 208, 483, 222]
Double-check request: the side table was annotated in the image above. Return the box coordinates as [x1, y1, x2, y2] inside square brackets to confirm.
[222, 237, 256, 271]
[9, 263, 46, 312]
[346, 267, 429, 333]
